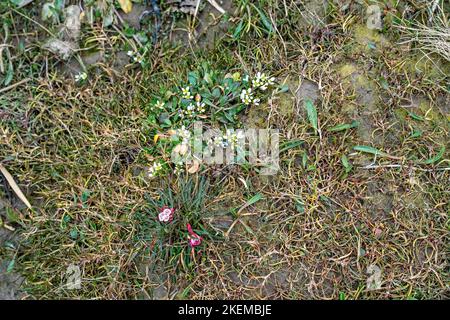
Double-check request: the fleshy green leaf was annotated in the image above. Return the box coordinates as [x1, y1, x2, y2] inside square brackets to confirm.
[253, 6, 274, 33]
[421, 146, 445, 165]
[341, 155, 352, 173]
[6, 259, 15, 273]
[328, 120, 359, 132]
[305, 99, 318, 134]
[280, 140, 304, 154]
[353, 145, 392, 158]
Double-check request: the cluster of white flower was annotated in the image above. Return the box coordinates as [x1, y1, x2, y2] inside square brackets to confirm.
[252, 72, 275, 91]
[213, 135, 229, 148]
[176, 126, 191, 145]
[179, 101, 206, 119]
[148, 162, 163, 178]
[127, 50, 144, 65]
[240, 72, 275, 105]
[229, 130, 245, 146]
[173, 162, 184, 175]
[240, 88, 260, 106]
[181, 86, 194, 100]
[74, 72, 87, 82]
[209, 130, 245, 150]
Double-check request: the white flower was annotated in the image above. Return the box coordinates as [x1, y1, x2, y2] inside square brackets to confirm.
[196, 101, 206, 113]
[158, 208, 173, 222]
[154, 100, 165, 110]
[174, 162, 184, 175]
[176, 126, 191, 145]
[183, 103, 196, 118]
[74, 72, 87, 82]
[181, 86, 194, 100]
[211, 132, 235, 149]
[228, 130, 245, 149]
[240, 88, 254, 105]
[148, 162, 163, 178]
[252, 72, 275, 91]
[213, 136, 223, 147]
[128, 50, 144, 65]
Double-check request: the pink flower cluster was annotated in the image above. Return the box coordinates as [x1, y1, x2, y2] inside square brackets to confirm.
[187, 223, 202, 247]
[156, 207, 202, 247]
[158, 206, 174, 222]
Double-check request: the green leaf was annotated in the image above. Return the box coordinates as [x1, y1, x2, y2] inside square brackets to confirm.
[341, 155, 352, 173]
[408, 112, 424, 121]
[279, 139, 304, 154]
[203, 72, 212, 84]
[304, 99, 318, 134]
[410, 128, 422, 138]
[223, 111, 235, 123]
[278, 84, 289, 93]
[11, 0, 34, 7]
[188, 71, 198, 86]
[102, 7, 114, 27]
[4, 64, 13, 86]
[246, 193, 264, 207]
[6, 259, 15, 273]
[70, 228, 78, 239]
[295, 200, 305, 213]
[41, 2, 55, 21]
[328, 120, 359, 132]
[81, 190, 90, 208]
[158, 112, 171, 127]
[253, 6, 274, 33]
[161, 118, 172, 128]
[233, 20, 244, 40]
[123, 27, 136, 37]
[5, 207, 19, 223]
[379, 77, 389, 90]
[136, 31, 149, 44]
[353, 145, 390, 158]
[54, 0, 65, 11]
[302, 152, 308, 168]
[421, 146, 445, 165]
[212, 87, 221, 98]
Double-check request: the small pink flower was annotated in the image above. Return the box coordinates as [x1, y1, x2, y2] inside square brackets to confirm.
[158, 206, 175, 223]
[187, 223, 202, 247]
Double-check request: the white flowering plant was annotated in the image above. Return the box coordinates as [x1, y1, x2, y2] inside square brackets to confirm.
[144, 65, 278, 177]
[74, 72, 88, 83]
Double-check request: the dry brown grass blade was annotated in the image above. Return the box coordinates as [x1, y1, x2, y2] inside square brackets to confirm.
[0, 78, 31, 94]
[0, 163, 32, 209]
[207, 0, 226, 14]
